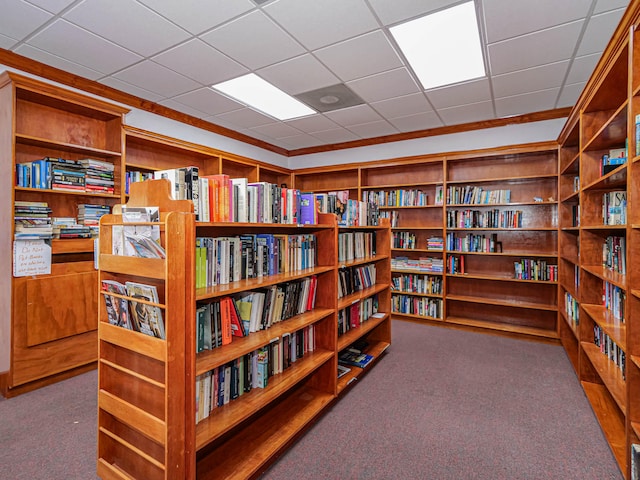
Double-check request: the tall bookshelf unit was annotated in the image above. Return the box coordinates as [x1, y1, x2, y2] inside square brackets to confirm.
[97, 180, 391, 479]
[556, 6, 640, 477]
[293, 142, 559, 342]
[0, 71, 128, 396]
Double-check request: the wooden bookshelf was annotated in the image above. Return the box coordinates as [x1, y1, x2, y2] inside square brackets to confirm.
[0, 71, 128, 397]
[294, 143, 558, 341]
[97, 179, 391, 479]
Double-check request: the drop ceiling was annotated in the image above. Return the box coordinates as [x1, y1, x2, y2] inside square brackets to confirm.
[0, 0, 631, 153]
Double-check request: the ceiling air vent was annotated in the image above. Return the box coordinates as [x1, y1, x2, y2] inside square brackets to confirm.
[294, 84, 365, 113]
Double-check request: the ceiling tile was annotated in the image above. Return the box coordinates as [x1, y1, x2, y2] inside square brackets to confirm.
[347, 120, 398, 139]
[250, 122, 304, 139]
[170, 88, 242, 116]
[371, 93, 432, 119]
[495, 88, 560, 117]
[26, 0, 77, 14]
[388, 111, 444, 132]
[258, 55, 340, 95]
[483, 0, 591, 43]
[566, 53, 601, 85]
[152, 39, 248, 85]
[347, 68, 419, 103]
[264, 0, 378, 50]
[488, 20, 584, 75]
[137, 0, 255, 35]
[0, 33, 18, 49]
[311, 128, 360, 143]
[492, 61, 570, 98]
[64, 0, 190, 57]
[427, 78, 491, 109]
[275, 134, 324, 149]
[557, 82, 586, 107]
[324, 104, 383, 127]
[1, 0, 52, 40]
[200, 10, 304, 70]
[576, 8, 626, 57]
[594, 0, 630, 14]
[14, 44, 104, 80]
[99, 76, 165, 102]
[368, 0, 458, 26]
[26, 19, 142, 74]
[285, 115, 339, 133]
[314, 30, 404, 83]
[216, 107, 277, 129]
[438, 100, 495, 125]
[159, 98, 214, 118]
[113, 60, 201, 97]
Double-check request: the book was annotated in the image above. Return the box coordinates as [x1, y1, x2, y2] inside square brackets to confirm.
[121, 206, 165, 258]
[337, 364, 351, 379]
[338, 349, 375, 368]
[125, 281, 165, 339]
[101, 280, 133, 330]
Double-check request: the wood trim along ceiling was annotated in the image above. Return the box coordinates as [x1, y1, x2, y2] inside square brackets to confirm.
[0, 48, 569, 158]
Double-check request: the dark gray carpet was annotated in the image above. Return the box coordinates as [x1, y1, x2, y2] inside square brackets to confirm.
[0, 320, 623, 479]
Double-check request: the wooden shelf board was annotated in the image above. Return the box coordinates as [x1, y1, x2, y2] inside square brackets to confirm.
[391, 290, 443, 299]
[196, 266, 334, 300]
[195, 349, 334, 450]
[631, 355, 640, 370]
[446, 227, 557, 232]
[445, 273, 557, 284]
[362, 181, 442, 189]
[379, 205, 441, 210]
[581, 265, 626, 289]
[391, 268, 443, 275]
[391, 311, 443, 322]
[631, 289, 640, 299]
[99, 254, 166, 280]
[195, 221, 334, 229]
[337, 313, 389, 352]
[581, 303, 626, 348]
[446, 201, 557, 207]
[580, 224, 627, 231]
[445, 173, 557, 184]
[581, 342, 626, 412]
[15, 186, 119, 198]
[560, 226, 580, 232]
[99, 322, 166, 363]
[391, 226, 443, 231]
[338, 283, 389, 310]
[446, 294, 556, 311]
[580, 381, 627, 473]
[391, 248, 443, 253]
[559, 311, 579, 340]
[445, 316, 558, 339]
[582, 165, 628, 191]
[560, 191, 580, 203]
[631, 421, 640, 441]
[196, 383, 334, 480]
[339, 253, 389, 269]
[195, 308, 334, 375]
[445, 250, 558, 258]
[15, 132, 122, 157]
[51, 237, 95, 254]
[337, 341, 390, 394]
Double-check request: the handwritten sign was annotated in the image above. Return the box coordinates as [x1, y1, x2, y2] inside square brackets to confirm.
[13, 240, 52, 277]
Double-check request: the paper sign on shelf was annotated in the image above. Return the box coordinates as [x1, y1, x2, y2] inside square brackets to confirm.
[13, 239, 52, 277]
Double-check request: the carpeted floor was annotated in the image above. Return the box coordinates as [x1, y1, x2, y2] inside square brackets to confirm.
[0, 320, 624, 480]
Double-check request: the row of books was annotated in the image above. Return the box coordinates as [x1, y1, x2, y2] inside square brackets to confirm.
[446, 232, 501, 253]
[600, 147, 627, 176]
[603, 281, 625, 322]
[392, 294, 442, 319]
[594, 325, 626, 380]
[195, 325, 316, 424]
[338, 264, 376, 299]
[446, 209, 524, 229]
[602, 190, 627, 226]
[362, 189, 429, 207]
[195, 233, 316, 288]
[564, 292, 579, 328]
[513, 259, 558, 282]
[392, 231, 417, 249]
[603, 235, 626, 275]
[15, 157, 115, 194]
[446, 254, 465, 275]
[572, 205, 580, 227]
[338, 231, 376, 263]
[101, 279, 165, 339]
[427, 236, 444, 250]
[391, 273, 442, 295]
[446, 186, 511, 205]
[125, 170, 154, 194]
[391, 256, 444, 273]
[378, 210, 399, 227]
[337, 296, 380, 336]
[14, 201, 52, 240]
[196, 277, 318, 350]
[316, 190, 380, 227]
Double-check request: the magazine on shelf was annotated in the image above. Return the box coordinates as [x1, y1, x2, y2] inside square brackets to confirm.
[120, 206, 165, 258]
[125, 281, 165, 339]
[101, 279, 133, 330]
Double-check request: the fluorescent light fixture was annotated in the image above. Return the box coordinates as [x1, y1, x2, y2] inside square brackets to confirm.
[212, 73, 315, 120]
[391, 1, 485, 90]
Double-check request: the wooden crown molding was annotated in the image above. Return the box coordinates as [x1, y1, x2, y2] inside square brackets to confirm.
[1, 48, 568, 159]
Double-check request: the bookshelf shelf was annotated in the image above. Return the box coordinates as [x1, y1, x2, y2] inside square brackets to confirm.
[446, 294, 556, 311]
[445, 316, 557, 339]
[445, 273, 557, 284]
[581, 304, 626, 348]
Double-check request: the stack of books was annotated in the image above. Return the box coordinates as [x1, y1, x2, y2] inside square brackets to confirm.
[50, 157, 86, 191]
[80, 158, 115, 194]
[14, 201, 53, 239]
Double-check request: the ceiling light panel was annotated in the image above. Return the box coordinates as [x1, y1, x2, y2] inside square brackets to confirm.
[391, 1, 486, 90]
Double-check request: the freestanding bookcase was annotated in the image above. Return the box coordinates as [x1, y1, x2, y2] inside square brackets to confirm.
[97, 179, 391, 479]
